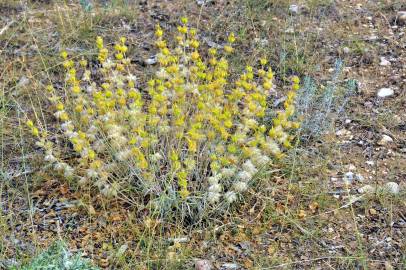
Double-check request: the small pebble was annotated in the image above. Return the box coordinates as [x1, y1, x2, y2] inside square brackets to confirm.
[221, 263, 239, 270]
[358, 185, 375, 194]
[368, 35, 378, 41]
[336, 128, 351, 137]
[343, 47, 350, 54]
[145, 56, 157, 65]
[196, 0, 213, 5]
[377, 88, 394, 98]
[289, 4, 299, 14]
[343, 172, 354, 184]
[379, 57, 391, 66]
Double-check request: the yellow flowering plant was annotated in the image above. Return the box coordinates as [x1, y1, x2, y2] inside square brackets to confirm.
[26, 18, 301, 219]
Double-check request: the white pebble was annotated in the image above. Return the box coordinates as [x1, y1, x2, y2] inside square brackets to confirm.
[145, 56, 157, 65]
[289, 4, 299, 14]
[379, 57, 391, 66]
[343, 172, 354, 185]
[377, 88, 394, 98]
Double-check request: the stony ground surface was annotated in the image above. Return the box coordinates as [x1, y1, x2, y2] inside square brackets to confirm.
[0, 0, 405, 269]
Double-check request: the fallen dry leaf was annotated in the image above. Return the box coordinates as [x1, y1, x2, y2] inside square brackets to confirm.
[298, 210, 307, 219]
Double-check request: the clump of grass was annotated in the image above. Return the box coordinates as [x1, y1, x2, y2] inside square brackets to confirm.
[24, 17, 301, 223]
[295, 59, 357, 140]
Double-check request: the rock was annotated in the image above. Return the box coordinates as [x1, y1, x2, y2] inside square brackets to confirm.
[379, 57, 391, 66]
[378, 134, 393, 145]
[195, 260, 212, 270]
[367, 35, 378, 41]
[343, 47, 350, 54]
[358, 185, 375, 194]
[289, 4, 299, 14]
[396, 11, 406, 26]
[366, 160, 375, 166]
[196, 0, 214, 5]
[168, 237, 189, 243]
[145, 55, 157, 65]
[377, 88, 394, 98]
[336, 128, 351, 137]
[384, 182, 399, 194]
[221, 263, 239, 270]
[330, 177, 339, 182]
[343, 172, 354, 185]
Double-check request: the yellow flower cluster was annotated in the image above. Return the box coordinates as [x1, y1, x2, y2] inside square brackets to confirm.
[27, 18, 301, 206]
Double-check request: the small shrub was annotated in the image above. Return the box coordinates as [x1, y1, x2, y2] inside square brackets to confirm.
[26, 18, 301, 221]
[295, 59, 357, 140]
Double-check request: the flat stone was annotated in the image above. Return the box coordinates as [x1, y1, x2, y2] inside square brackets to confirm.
[377, 88, 394, 98]
[221, 263, 239, 270]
